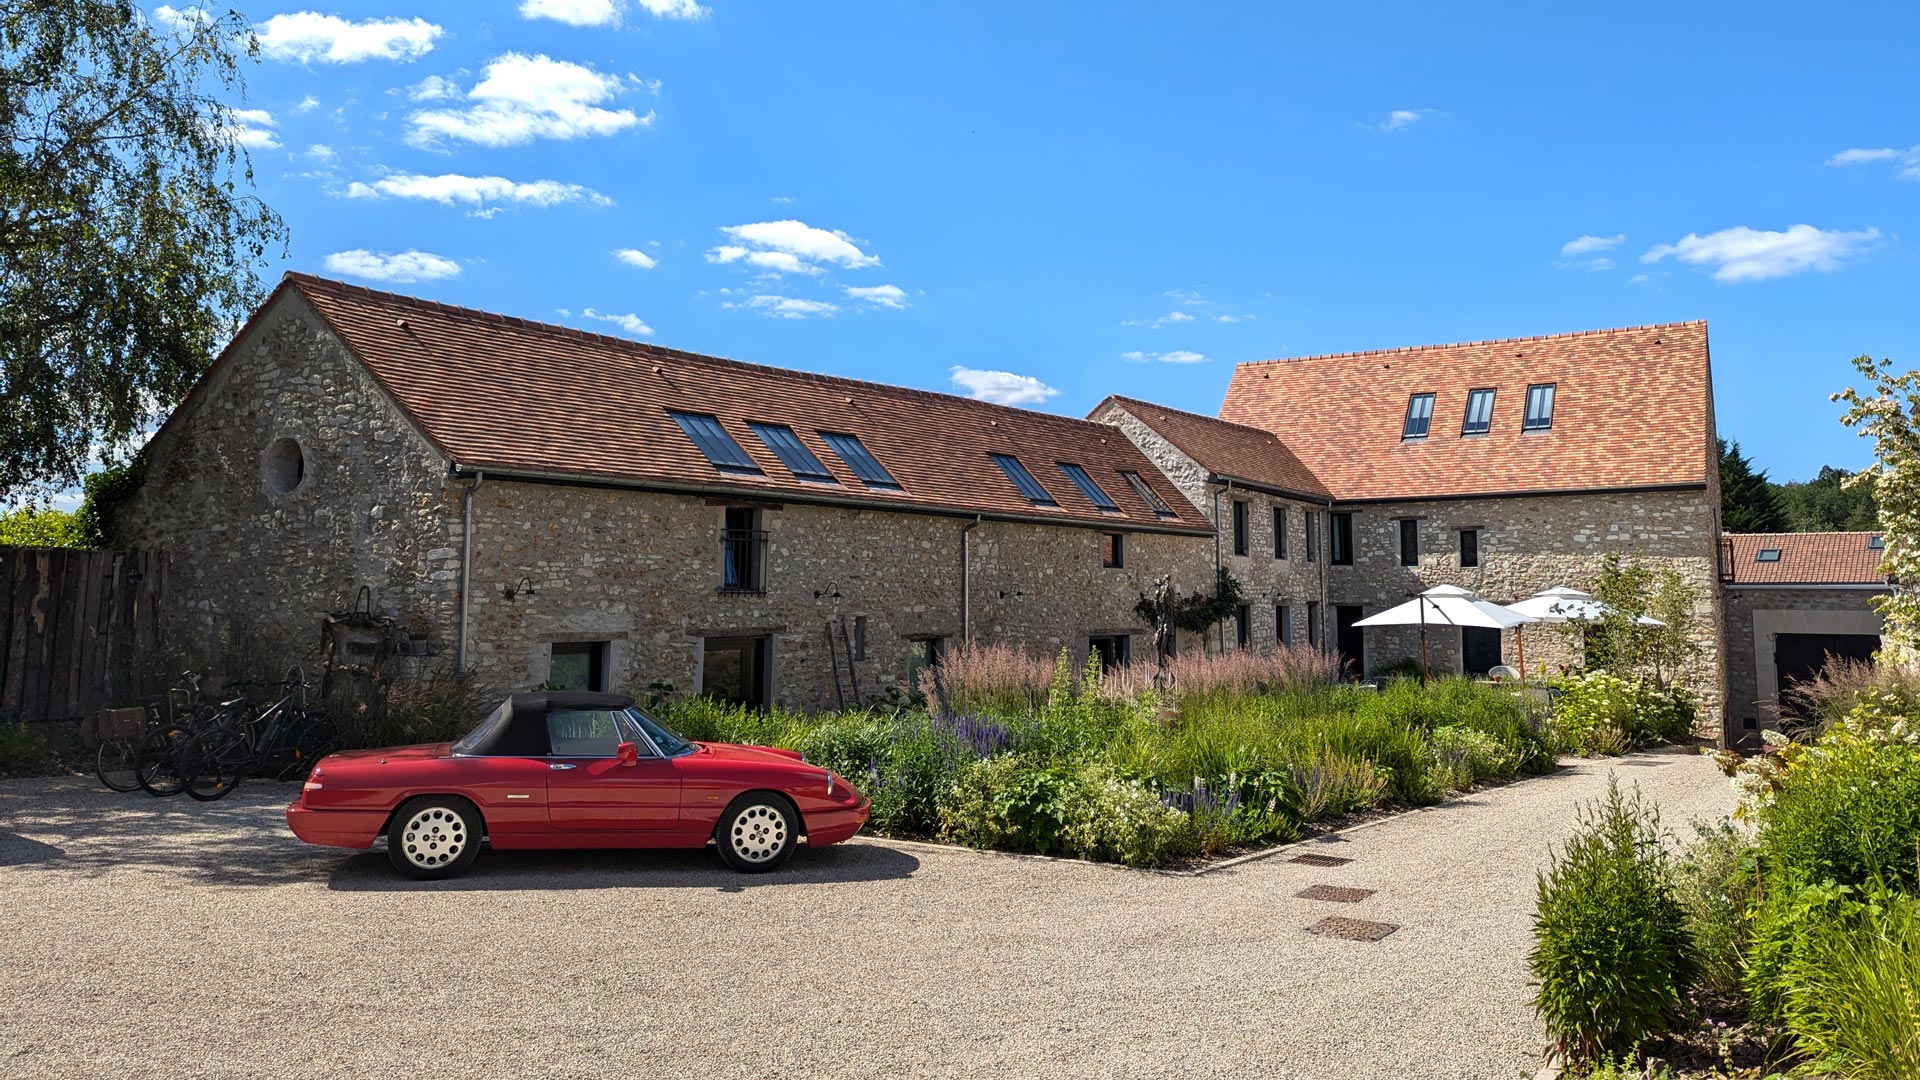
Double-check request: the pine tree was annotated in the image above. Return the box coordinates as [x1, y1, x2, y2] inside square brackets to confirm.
[1719, 439, 1789, 533]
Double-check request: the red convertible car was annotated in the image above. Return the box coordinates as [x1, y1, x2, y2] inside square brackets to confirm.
[286, 692, 869, 879]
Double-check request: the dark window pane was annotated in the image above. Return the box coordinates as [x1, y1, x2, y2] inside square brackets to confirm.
[722, 507, 763, 592]
[1103, 532, 1125, 568]
[819, 432, 900, 488]
[1058, 463, 1120, 511]
[1462, 389, 1495, 435]
[669, 411, 761, 474]
[1273, 506, 1288, 558]
[1122, 471, 1177, 518]
[1232, 499, 1250, 556]
[1403, 393, 1435, 439]
[1756, 549, 1782, 562]
[1276, 605, 1291, 644]
[1236, 604, 1252, 648]
[1399, 518, 1419, 566]
[1331, 513, 1354, 565]
[749, 423, 835, 481]
[1460, 528, 1480, 568]
[991, 453, 1056, 505]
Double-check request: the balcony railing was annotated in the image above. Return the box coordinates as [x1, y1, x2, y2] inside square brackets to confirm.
[720, 528, 768, 594]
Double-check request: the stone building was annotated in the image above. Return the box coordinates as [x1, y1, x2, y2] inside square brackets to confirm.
[1720, 531, 1888, 744]
[120, 275, 1734, 735]
[1197, 321, 1728, 720]
[118, 274, 1218, 708]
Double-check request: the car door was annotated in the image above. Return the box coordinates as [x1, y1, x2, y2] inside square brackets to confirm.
[543, 709, 681, 831]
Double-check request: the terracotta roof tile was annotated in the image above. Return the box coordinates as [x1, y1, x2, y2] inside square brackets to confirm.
[1094, 396, 1330, 500]
[281, 274, 1210, 534]
[1726, 532, 1887, 586]
[1218, 322, 1714, 501]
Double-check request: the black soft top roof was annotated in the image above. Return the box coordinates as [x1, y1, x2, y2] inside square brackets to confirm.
[453, 691, 635, 757]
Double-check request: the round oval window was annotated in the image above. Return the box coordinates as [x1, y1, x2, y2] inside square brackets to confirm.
[262, 437, 307, 495]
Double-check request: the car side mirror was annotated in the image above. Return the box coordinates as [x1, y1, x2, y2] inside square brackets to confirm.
[616, 741, 640, 765]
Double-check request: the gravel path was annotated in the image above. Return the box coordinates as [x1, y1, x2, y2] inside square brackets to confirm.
[0, 749, 1732, 1080]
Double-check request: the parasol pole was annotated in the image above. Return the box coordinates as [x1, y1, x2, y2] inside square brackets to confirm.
[1419, 597, 1429, 684]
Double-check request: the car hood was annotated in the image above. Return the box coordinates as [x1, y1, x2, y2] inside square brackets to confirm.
[697, 742, 807, 766]
[322, 742, 452, 766]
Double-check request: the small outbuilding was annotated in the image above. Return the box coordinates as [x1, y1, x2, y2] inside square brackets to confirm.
[1721, 531, 1888, 744]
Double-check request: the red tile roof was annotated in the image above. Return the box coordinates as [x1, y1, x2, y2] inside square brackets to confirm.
[278, 274, 1209, 533]
[1726, 532, 1888, 586]
[1093, 396, 1331, 501]
[1218, 322, 1715, 501]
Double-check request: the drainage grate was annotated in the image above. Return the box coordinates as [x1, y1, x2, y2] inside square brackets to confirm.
[1297, 884, 1375, 903]
[1307, 916, 1399, 942]
[1289, 853, 1352, 868]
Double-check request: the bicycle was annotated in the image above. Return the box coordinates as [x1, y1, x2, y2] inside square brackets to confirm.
[178, 667, 341, 801]
[129, 672, 247, 797]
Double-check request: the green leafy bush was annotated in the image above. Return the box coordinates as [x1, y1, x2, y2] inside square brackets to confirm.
[1774, 886, 1920, 1079]
[1062, 765, 1198, 867]
[1755, 706, 1920, 893]
[0, 722, 54, 774]
[0, 506, 84, 548]
[1429, 725, 1517, 790]
[1672, 820, 1761, 997]
[1529, 780, 1697, 1061]
[939, 754, 1078, 855]
[1550, 671, 1695, 754]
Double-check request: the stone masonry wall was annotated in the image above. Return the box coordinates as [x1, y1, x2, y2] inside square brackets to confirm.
[464, 479, 1216, 707]
[119, 293, 460, 668]
[1324, 489, 1728, 724]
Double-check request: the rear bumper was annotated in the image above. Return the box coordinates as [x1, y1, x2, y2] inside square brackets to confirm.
[804, 796, 870, 847]
[286, 803, 388, 849]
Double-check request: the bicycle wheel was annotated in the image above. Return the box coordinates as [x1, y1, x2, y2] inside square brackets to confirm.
[276, 711, 342, 780]
[181, 728, 246, 802]
[95, 738, 141, 792]
[134, 726, 189, 797]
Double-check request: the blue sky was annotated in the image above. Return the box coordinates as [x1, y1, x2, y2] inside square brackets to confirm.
[164, 0, 1920, 483]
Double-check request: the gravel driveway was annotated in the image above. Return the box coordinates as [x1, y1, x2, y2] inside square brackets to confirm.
[0, 749, 1733, 1080]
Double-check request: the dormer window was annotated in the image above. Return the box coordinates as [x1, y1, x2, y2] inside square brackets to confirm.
[1402, 393, 1435, 439]
[1462, 389, 1495, 436]
[1524, 383, 1556, 431]
[1755, 548, 1782, 563]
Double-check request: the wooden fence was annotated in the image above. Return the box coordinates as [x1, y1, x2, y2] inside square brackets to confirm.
[0, 547, 170, 726]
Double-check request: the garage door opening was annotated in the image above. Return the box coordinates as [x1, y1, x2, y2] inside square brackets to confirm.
[1775, 632, 1879, 702]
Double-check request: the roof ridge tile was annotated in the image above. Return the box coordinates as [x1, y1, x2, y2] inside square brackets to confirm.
[1233, 320, 1707, 369]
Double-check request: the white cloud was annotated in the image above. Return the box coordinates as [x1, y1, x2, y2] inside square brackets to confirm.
[709, 220, 879, 273]
[151, 5, 211, 35]
[1642, 224, 1881, 282]
[222, 107, 280, 149]
[744, 295, 839, 319]
[845, 284, 907, 308]
[614, 248, 658, 269]
[344, 172, 612, 209]
[306, 143, 334, 160]
[635, 0, 709, 17]
[1378, 108, 1430, 132]
[1214, 313, 1255, 324]
[521, 0, 621, 26]
[1120, 350, 1209, 365]
[321, 249, 460, 283]
[581, 308, 653, 336]
[1827, 145, 1920, 181]
[294, 95, 320, 112]
[407, 53, 653, 148]
[406, 75, 461, 101]
[1560, 233, 1625, 257]
[1124, 309, 1194, 329]
[255, 12, 442, 64]
[949, 366, 1058, 407]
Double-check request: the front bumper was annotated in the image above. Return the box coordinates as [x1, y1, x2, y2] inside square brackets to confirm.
[286, 803, 388, 849]
[804, 795, 871, 847]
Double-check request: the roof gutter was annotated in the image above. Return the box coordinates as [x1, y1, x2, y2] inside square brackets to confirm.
[450, 462, 1216, 538]
[1207, 473, 1333, 507]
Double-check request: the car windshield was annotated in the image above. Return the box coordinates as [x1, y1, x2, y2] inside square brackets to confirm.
[625, 708, 695, 757]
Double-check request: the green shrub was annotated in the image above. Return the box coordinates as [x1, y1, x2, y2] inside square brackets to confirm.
[1529, 780, 1697, 1061]
[1775, 886, 1920, 1079]
[1429, 725, 1517, 790]
[1755, 707, 1920, 893]
[0, 722, 53, 774]
[1062, 765, 1199, 867]
[1672, 820, 1761, 998]
[1745, 874, 1866, 1024]
[1550, 671, 1695, 754]
[938, 754, 1078, 854]
[1288, 742, 1390, 819]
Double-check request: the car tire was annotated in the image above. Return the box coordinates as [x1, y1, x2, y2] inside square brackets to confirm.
[715, 792, 799, 873]
[386, 796, 483, 880]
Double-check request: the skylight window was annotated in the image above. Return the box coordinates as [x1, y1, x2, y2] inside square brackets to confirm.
[1524, 383, 1556, 431]
[1403, 393, 1435, 439]
[1462, 389, 1495, 436]
[1122, 471, 1177, 518]
[1756, 548, 1782, 563]
[991, 453, 1056, 506]
[819, 432, 900, 489]
[1870, 535, 1886, 550]
[1058, 463, 1120, 512]
[749, 423, 835, 482]
[668, 411, 760, 475]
